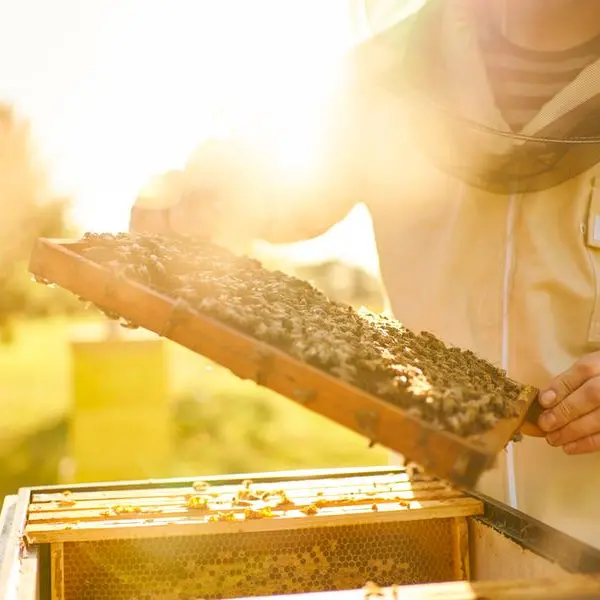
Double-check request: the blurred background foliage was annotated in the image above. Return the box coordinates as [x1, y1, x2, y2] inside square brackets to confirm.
[0, 104, 85, 343]
[0, 102, 388, 502]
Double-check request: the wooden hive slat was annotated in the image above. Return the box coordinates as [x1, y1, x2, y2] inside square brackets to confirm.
[25, 498, 484, 544]
[27, 490, 467, 524]
[24, 473, 484, 544]
[29, 485, 457, 514]
[235, 575, 600, 600]
[30, 474, 444, 505]
[29, 472, 441, 502]
[28, 238, 539, 489]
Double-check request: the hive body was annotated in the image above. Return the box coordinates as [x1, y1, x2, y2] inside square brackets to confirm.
[25, 470, 481, 600]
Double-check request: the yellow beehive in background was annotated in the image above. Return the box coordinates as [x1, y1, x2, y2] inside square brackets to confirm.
[66, 322, 170, 483]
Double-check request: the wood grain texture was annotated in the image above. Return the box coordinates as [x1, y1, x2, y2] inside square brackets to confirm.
[235, 575, 600, 600]
[29, 238, 540, 488]
[24, 472, 483, 544]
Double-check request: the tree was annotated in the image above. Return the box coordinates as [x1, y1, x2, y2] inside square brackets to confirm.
[0, 104, 72, 342]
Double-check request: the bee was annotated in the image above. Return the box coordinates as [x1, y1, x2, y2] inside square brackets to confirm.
[375, 381, 397, 397]
[405, 462, 422, 479]
[186, 496, 209, 511]
[512, 431, 524, 443]
[330, 364, 358, 382]
[133, 263, 151, 283]
[235, 480, 262, 502]
[480, 412, 499, 428]
[244, 507, 273, 520]
[274, 491, 295, 509]
[232, 499, 253, 507]
[254, 322, 270, 337]
[301, 505, 318, 516]
[58, 499, 76, 508]
[111, 504, 142, 514]
[210, 511, 236, 522]
[363, 581, 383, 598]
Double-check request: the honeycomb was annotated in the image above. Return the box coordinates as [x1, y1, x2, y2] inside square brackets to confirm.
[61, 519, 456, 600]
[66, 232, 524, 437]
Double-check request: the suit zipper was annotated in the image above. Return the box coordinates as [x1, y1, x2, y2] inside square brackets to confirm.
[502, 194, 518, 509]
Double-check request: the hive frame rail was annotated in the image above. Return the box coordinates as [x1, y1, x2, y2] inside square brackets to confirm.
[27, 467, 479, 600]
[235, 575, 600, 600]
[29, 238, 538, 489]
[24, 469, 483, 544]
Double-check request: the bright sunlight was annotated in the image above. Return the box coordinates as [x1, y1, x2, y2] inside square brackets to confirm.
[1, 2, 357, 261]
[0, 0, 422, 272]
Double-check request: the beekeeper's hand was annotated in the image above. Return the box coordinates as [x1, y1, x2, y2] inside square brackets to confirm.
[129, 138, 270, 243]
[538, 352, 600, 454]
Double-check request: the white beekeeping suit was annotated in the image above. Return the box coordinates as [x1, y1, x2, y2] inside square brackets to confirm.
[349, 0, 426, 41]
[131, 0, 600, 549]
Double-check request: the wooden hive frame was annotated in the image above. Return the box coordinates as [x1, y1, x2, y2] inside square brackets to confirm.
[235, 576, 600, 600]
[25, 467, 481, 600]
[4, 466, 600, 600]
[29, 238, 539, 489]
[24, 468, 482, 545]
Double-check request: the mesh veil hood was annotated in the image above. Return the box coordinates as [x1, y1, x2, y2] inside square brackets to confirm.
[356, 0, 600, 194]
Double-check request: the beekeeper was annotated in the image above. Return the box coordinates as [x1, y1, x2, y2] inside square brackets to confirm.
[130, 0, 600, 549]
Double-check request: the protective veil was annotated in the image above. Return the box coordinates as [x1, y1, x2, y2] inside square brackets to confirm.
[344, 0, 600, 549]
[355, 0, 600, 194]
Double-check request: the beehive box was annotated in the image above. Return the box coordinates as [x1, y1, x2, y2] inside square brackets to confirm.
[0, 468, 600, 600]
[26, 468, 479, 599]
[2, 467, 600, 600]
[28, 234, 541, 489]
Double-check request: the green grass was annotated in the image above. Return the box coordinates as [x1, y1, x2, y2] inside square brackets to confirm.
[0, 317, 388, 477]
[0, 317, 72, 446]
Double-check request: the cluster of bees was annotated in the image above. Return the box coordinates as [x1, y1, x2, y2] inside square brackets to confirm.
[76, 232, 525, 437]
[182, 478, 415, 524]
[184, 480, 319, 521]
[55, 479, 414, 525]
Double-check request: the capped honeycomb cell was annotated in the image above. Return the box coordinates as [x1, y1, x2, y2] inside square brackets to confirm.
[62, 519, 457, 600]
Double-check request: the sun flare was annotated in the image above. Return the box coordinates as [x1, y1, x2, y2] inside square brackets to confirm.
[1, 0, 391, 272]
